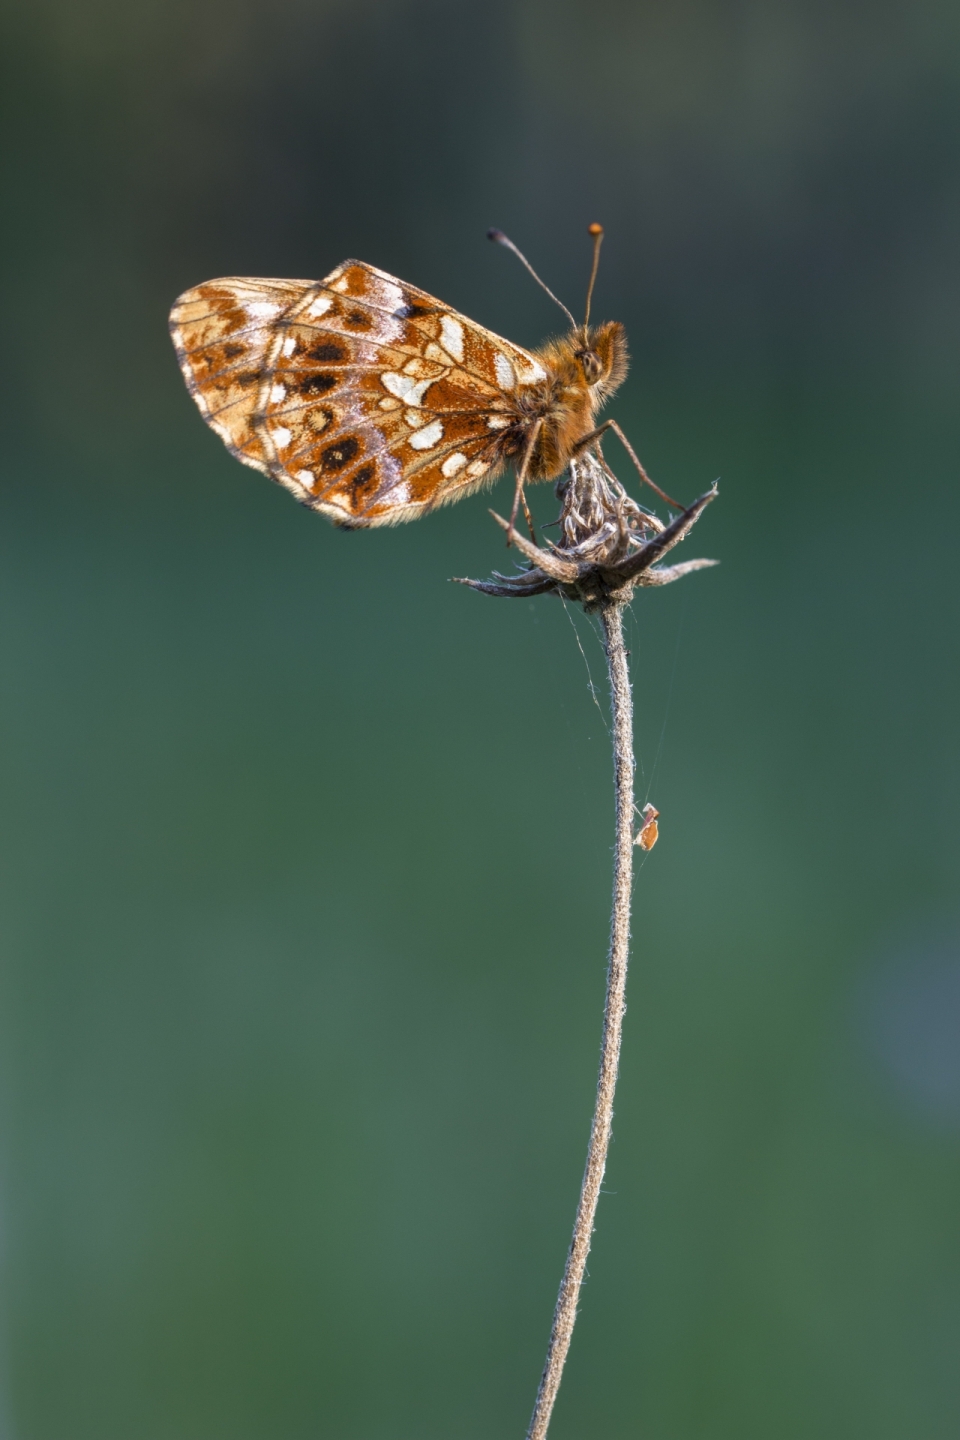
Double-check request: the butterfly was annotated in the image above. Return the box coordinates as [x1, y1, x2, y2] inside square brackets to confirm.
[169, 226, 676, 531]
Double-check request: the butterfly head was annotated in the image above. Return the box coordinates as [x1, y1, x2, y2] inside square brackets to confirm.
[576, 343, 604, 384]
[574, 321, 629, 398]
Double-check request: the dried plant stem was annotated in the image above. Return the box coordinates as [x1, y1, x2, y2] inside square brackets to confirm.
[527, 597, 635, 1440]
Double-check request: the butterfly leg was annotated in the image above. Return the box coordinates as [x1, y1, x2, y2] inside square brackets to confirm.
[572, 419, 681, 509]
[507, 418, 544, 548]
[520, 490, 538, 546]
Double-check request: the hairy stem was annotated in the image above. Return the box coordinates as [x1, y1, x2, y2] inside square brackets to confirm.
[526, 598, 635, 1440]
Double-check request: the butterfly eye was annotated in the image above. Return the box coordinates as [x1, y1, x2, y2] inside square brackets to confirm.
[577, 349, 603, 383]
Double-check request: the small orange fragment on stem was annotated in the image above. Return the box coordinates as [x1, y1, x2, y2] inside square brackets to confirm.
[635, 803, 659, 851]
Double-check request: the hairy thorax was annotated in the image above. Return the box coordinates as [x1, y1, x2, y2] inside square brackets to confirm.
[498, 320, 629, 482]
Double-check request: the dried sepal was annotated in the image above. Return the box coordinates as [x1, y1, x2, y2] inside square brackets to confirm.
[486, 510, 580, 582]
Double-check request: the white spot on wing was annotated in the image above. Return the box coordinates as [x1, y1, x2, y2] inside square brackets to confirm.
[439, 316, 464, 362]
[272, 426, 292, 449]
[371, 278, 405, 312]
[247, 301, 282, 319]
[307, 295, 333, 318]
[409, 419, 444, 451]
[381, 372, 432, 406]
[281, 336, 296, 357]
[295, 470, 315, 488]
[487, 415, 510, 429]
[270, 383, 286, 404]
[441, 452, 468, 478]
[384, 479, 412, 504]
[516, 357, 548, 385]
[466, 459, 489, 478]
[494, 353, 515, 390]
[332, 277, 350, 293]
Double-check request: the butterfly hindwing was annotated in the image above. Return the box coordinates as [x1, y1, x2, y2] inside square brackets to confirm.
[169, 277, 311, 477]
[170, 261, 550, 526]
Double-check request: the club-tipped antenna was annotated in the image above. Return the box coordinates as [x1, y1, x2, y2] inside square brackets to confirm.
[487, 228, 577, 330]
[583, 222, 604, 330]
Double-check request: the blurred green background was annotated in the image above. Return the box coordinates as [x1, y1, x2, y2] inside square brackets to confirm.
[2, 1, 959, 1436]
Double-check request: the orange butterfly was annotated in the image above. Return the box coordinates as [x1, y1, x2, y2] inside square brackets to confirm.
[169, 226, 677, 531]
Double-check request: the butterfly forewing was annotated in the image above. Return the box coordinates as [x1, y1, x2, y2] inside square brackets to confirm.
[170, 261, 549, 526]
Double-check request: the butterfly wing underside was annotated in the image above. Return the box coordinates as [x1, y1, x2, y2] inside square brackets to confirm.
[169, 261, 550, 526]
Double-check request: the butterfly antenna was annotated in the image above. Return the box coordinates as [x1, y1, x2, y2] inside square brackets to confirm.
[487, 228, 577, 330]
[583, 222, 604, 331]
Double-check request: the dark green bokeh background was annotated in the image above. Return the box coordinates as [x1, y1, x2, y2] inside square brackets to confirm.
[2, 1, 959, 1435]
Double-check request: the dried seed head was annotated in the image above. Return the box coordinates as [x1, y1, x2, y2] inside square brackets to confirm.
[453, 451, 718, 608]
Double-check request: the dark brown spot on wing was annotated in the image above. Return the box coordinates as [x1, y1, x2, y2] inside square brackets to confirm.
[297, 373, 338, 396]
[319, 435, 361, 472]
[347, 463, 379, 506]
[307, 341, 347, 362]
[393, 302, 433, 319]
[345, 309, 371, 330]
